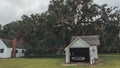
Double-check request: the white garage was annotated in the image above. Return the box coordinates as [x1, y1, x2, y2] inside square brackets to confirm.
[64, 35, 100, 64]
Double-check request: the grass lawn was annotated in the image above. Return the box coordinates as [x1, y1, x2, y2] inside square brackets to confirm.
[0, 54, 120, 68]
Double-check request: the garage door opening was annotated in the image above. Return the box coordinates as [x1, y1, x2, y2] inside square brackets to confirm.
[70, 48, 90, 63]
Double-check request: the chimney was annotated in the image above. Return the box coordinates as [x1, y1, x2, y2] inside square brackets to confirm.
[11, 38, 17, 58]
[20, 38, 22, 43]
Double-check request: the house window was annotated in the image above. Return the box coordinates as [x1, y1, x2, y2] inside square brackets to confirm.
[16, 50, 18, 53]
[22, 50, 25, 53]
[0, 49, 4, 53]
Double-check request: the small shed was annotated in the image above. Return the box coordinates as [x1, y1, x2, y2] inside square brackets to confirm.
[64, 35, 100, 64]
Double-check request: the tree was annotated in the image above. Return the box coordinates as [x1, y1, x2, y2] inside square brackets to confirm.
[97, 6, 120, 53]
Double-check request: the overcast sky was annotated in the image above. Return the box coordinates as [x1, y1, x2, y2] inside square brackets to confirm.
[0, 0, 120, 25]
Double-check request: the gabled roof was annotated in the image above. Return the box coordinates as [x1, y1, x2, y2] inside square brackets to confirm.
[66, 37, 90, 49]
[1, 39, 27, 49]
[65, 35, 100, 50]
[71, 35, 100, 46]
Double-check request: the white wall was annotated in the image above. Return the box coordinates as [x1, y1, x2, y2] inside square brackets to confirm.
[0, 39, 8, 58]
[91, 46, 98, 59]
[89, 46, 98, 64]
[16, 48, 26, 57]
[89, 47, 93, 64]
[65, 48, 70, 64]
[1, 48, 26, 58]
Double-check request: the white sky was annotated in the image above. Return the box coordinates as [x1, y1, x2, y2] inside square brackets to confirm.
[94, 0, 120, 7]
[0, 0, 120, 25]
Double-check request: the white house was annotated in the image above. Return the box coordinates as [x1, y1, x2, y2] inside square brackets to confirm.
[0, 38, 27, 58]
[64, 35, 100, 64]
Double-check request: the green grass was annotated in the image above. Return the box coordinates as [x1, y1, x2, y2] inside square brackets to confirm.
[0, 54, 120, 68]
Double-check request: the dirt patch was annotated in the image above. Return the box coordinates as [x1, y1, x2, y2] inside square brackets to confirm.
[63, 62, 90, 66]
[62, 59, 104, 66]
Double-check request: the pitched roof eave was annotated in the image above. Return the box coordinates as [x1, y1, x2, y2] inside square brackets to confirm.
[64, 37, 90, 50]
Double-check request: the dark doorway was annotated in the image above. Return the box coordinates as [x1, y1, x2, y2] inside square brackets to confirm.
[70, 48, 90, 62]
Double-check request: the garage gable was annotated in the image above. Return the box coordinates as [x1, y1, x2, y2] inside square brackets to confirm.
[70, 38, 90, 48]
[65, 37, 90, 49]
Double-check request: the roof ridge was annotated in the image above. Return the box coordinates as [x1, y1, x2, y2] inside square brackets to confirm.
[1, 38, 27, 49]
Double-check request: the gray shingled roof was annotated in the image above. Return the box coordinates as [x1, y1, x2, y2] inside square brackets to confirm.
[71, 35, 100, 46]
[1, 39, 27, 49]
